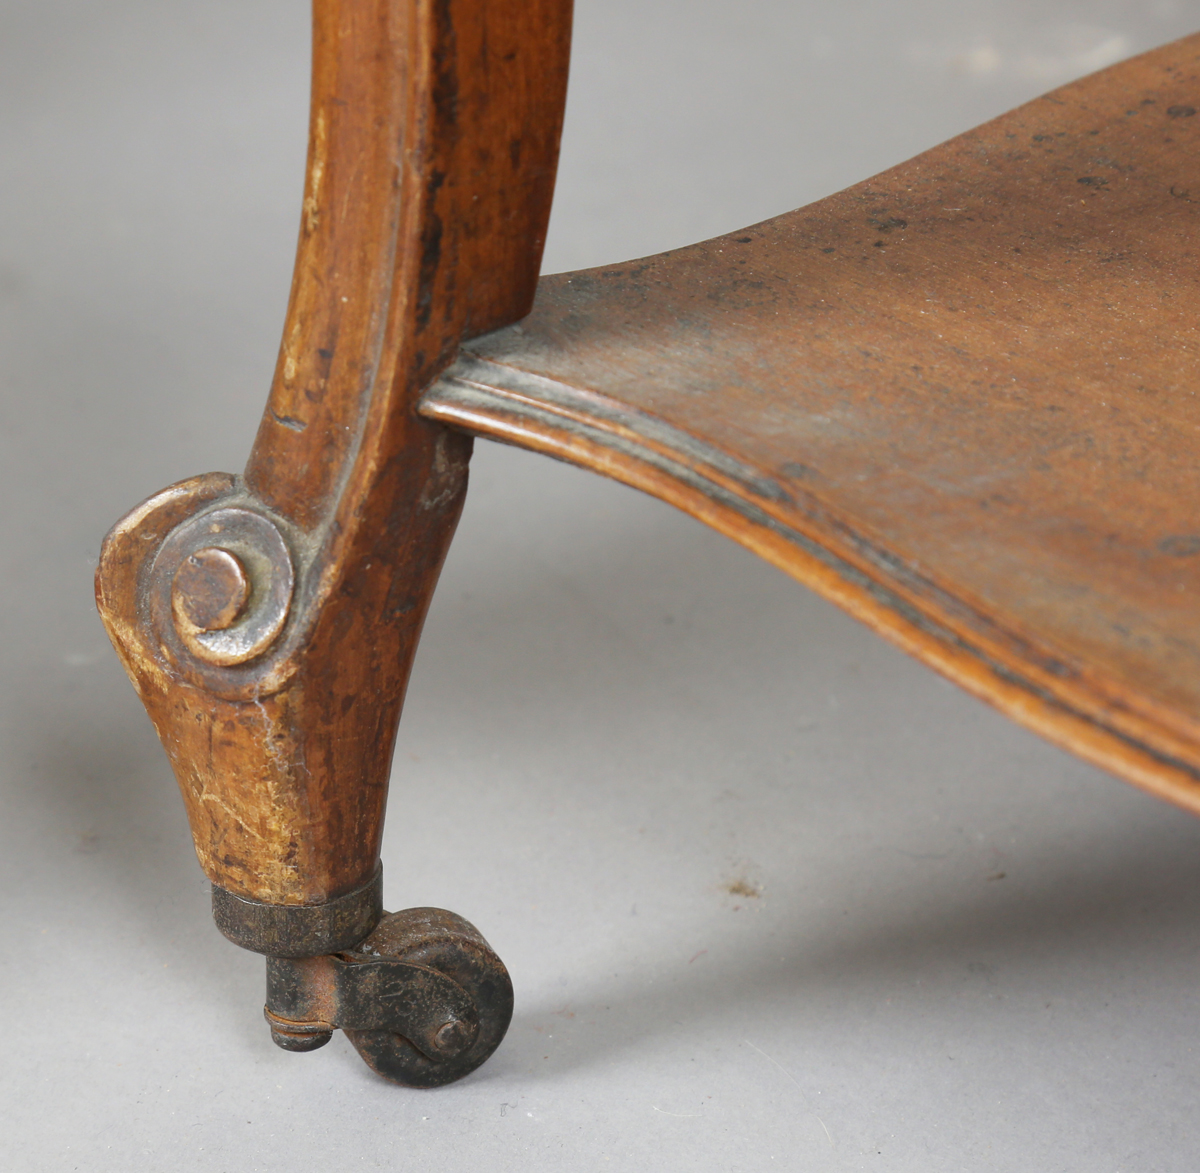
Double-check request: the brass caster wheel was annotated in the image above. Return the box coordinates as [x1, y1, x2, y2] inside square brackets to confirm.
[264, 907, 513, 1089]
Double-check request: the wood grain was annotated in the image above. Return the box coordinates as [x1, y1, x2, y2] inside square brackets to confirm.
[96, 0, 573, 906]
[421, 34, 1200, 813]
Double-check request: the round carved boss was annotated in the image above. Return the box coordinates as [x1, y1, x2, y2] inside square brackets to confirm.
[150, 507, 295, 667]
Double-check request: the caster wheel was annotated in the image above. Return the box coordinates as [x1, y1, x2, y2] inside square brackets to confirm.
[342, 908, 513, 1088]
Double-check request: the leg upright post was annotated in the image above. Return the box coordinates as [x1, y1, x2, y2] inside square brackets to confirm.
[95, 0, 572, 1085]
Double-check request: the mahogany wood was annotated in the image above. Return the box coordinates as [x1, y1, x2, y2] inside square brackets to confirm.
[96, 0, 572, 907]
[97, 1, 1200, 933]
[421, 36, 1200, 813]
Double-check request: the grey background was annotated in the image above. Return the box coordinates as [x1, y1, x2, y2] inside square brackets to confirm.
[3, 1, 1200, 1169]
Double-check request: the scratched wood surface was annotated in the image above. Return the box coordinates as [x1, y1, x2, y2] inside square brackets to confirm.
[422, 35, 1200, 812]
[97, 0, 573, 905]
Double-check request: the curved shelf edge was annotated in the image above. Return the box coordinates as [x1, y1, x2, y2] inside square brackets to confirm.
[420, 351, 1200, 815]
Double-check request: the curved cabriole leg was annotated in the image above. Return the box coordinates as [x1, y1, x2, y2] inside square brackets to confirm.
[94, 0, 572, 1086]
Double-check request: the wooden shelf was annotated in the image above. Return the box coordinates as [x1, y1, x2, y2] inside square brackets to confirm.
[422, 34, 1200, 810]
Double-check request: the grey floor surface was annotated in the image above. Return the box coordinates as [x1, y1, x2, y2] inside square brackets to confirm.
[4, 1, 1200, 1170]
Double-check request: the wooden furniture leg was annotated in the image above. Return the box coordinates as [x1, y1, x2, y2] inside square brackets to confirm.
[98, 1, 1200, 1087]
[95, 0, 572, 1087]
